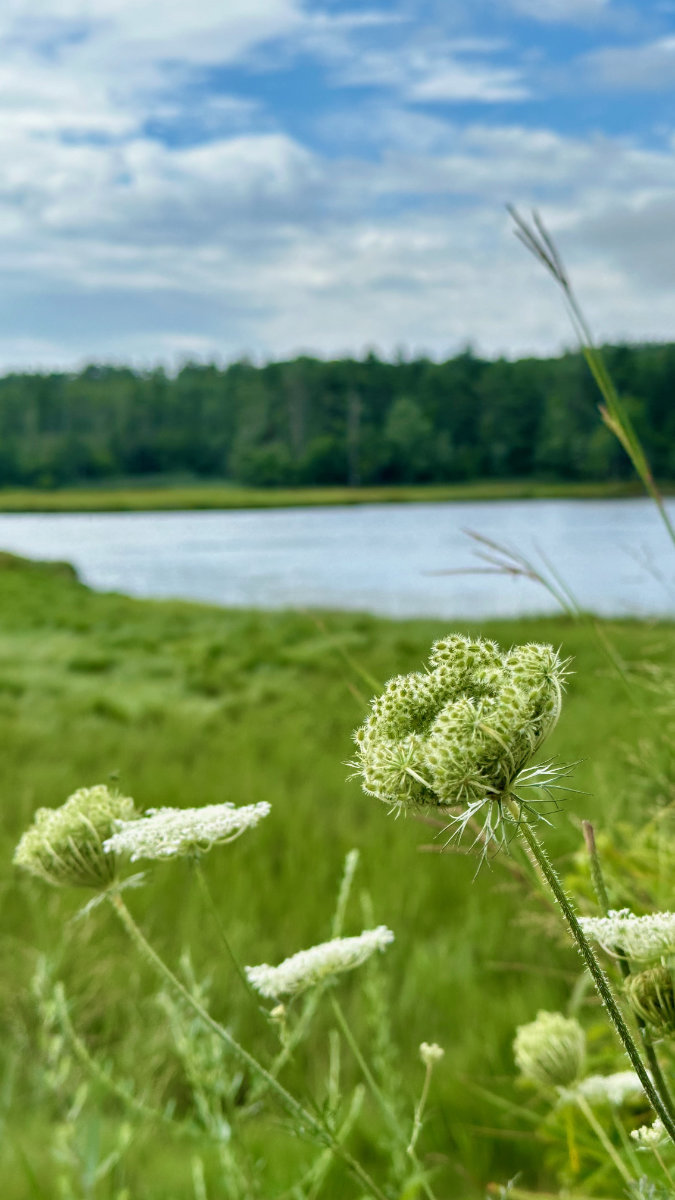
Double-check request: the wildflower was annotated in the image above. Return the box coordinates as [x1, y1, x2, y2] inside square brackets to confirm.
[14, 785, 136, 889]
[568, 1071, 646, 1108]
[514, 1011, 585, 1089]
[419, 1042, 444, 1067]
[352, 635, 569, 851]
[103, 801, 271, 862]
[625, 966, 675, 1038]
[579, 910, 675, 962]
[631, 1118, 667, 1148]
[245, 926, 394, 1000]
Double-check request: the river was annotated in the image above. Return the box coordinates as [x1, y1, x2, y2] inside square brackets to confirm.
[0, 498, 673, 619]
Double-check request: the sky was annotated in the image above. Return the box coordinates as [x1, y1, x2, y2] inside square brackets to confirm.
[2, 0, 675, 370]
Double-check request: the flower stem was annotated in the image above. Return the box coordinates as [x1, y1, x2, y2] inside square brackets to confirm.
[108, 891, 389, 1200]
[330, 995, 437, 1200]
[510, 803, 675, 1146]
[575, 1094, 634, 1186]
[582, 821, 675, 1123]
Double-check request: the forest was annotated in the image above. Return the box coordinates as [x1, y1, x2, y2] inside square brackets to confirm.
[0, 341, 674, 489]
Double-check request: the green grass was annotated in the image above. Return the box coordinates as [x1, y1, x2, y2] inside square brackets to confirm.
[1, 552, 673, 1196]
[0, 477, 663, 512]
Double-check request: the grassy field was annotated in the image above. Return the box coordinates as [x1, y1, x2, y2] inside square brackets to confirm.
[2, 552, 674, 1197]
[0, 477, 664, 512]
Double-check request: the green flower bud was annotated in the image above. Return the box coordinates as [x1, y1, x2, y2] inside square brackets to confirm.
[14, 785, 136, 889]
[514, 1010, 586, 1090]
[625, 966, 675, 1039]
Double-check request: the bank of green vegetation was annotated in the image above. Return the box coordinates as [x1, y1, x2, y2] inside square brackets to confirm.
[0, 477, 656, 512]
[0, 342, 674, 495]
[3, 552, 674, 1196]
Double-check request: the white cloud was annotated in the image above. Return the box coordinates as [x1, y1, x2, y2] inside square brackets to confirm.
[580, 35, 675, 89]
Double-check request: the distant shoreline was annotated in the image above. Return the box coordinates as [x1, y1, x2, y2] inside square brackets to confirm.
[0, 478, 671, 513]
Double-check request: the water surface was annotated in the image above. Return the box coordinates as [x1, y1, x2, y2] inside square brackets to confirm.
[0, 499, 673, 619]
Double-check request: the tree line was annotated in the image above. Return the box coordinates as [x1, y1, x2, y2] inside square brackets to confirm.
[0, 343, 674, 489]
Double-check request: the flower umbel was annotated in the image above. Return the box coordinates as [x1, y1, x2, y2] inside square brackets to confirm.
[14, 784, 137, 889]
[514, 1010, 586, 1090]
[631, 1118, 668, 1148]
[566, 1071, 646, 1109]
[352, 634, 570, 852]
[245, 926, 394, 1000]
[579, 910, 675, 963]
[103, 801, 271, 862]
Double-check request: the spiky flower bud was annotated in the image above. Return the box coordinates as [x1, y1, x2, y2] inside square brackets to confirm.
[352, 636, 569, 847]
[14, 785, 136, 889]
[514, 1011, 586, 1090]
[625, 966, 675, 1039]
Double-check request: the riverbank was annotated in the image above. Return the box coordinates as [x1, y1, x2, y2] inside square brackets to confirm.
[3, 552, 674, 1196]
[0, 477, 666, 512]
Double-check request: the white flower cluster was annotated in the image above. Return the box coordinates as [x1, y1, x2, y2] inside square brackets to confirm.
[103, 802, 271, 862]
[631, 1118, 667, 1148]
[579, 909, 675, 962]
[419, 1042, 444, 1068]
[245, 926, 395, 999]
[568, 1070, 646, 1108]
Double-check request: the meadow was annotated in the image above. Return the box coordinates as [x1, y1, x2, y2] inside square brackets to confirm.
[3, 549, 674, 1197]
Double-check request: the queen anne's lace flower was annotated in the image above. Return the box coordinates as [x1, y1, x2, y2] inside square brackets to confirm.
[567, 1070, 646, 1108]
[419, 1042, 444, 1067]
[103, 802, 271, 862]
[352, 636, 569, 853]
[245, 926, 394, 999]
[579, 910, 675, 962]
[14, 785, 137, 889]
[631, 1118, 667, 1148]
[514, 1011, 586, 1089]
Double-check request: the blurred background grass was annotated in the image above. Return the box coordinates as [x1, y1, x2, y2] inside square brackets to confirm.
[2, 551, 673, 1196]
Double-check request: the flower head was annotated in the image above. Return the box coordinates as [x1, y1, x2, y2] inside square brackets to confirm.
[103, 801, 270, 862]
[514, 1011, 585, 1090]
[579, 910, 675, 962]
[245, 926, 394, 1000]
[625, 966, 675, 1038]
[631, 1118, 667, 1149]
[567, 1070, 646, 1108]
[352, 635, 569, 851]
[14, 785, 136, 889]
[420, 1042, 444, 1068]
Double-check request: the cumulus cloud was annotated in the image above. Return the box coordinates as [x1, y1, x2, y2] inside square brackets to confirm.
[0, 0, 672, 369]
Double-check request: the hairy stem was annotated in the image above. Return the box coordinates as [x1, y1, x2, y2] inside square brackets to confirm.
[108, 891, 389, 1200]
[510, 804, 675, 1146]
[582, 821, 675, 1123]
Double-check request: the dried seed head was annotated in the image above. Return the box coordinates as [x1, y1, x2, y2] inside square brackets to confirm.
[514, 1010, 585, 1090]
[625, 966, 675, 1038]
[353, 636, 568, 812]
[14, 785, 136, 889]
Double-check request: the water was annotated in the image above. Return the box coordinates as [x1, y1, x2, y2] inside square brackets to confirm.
[0, 499, 673, 619]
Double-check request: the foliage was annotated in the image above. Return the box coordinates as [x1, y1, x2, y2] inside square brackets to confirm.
[1, 342, 675, 490]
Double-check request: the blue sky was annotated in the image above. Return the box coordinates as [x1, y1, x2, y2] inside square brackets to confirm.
[2, 0, 675, 369]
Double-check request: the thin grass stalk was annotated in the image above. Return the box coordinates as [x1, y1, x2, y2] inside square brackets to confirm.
[108, 891, 390, 1200]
